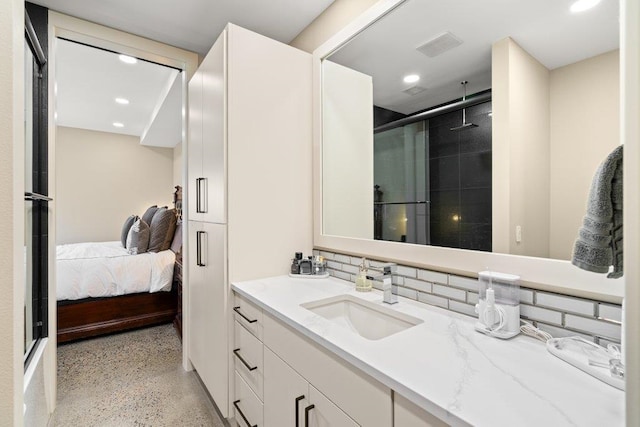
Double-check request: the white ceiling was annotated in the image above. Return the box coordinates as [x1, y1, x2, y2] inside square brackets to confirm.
[31, 0, 335, 56]
[55, 39, 180, 139]
[328, 0, 619, 115]
[44, 0, 335, 146]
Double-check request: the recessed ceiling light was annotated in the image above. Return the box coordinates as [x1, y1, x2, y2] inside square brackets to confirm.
[118, 54, 137, 64]
[570, 0, 601, 13]
[115, 97, 130, 105]
[113, 122, 124, 128]
[403, 74, 420, 84]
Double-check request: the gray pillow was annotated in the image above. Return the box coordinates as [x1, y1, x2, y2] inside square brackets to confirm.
[121, 215, 138, 247]
[170, 221, 183, 253]
[141, 205, 158, 228]
[148, 208, 177, 252]
[126, 218, 150, 255]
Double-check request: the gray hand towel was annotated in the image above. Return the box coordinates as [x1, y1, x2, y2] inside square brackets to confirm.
[571, 145, 623, 278]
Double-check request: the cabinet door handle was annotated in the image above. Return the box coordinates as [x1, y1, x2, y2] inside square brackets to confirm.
[196, 177, 208, 213]
[196, 231, 206, 266]
[233, 348, 257, 371]
[233, 306, 257, 323]
[233, 400, 257, 427]
[196, 178, 202, 213]
[295, 395, 305, 427]
[304, 404, 315, 427]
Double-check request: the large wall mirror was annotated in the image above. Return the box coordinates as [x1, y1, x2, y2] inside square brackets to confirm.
[322, 0, 619, 262]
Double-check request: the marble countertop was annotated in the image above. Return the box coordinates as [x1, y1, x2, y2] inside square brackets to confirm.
[232, 275, 624, 427]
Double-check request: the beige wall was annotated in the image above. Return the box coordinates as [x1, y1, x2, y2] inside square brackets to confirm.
[549, 50, 620, 259]
[492, 37, 551, 258]
[0, 0, 25, 424]
[290, 0, 381, 52]
[56, 126, 174, 244]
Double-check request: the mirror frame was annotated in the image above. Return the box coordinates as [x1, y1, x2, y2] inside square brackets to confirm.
[312, 0, 623, 303]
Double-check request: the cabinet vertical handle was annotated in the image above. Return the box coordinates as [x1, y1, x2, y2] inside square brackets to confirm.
[196, 177, 208, 213]
[295, 395, 305, 427]
[304, 404, 315, 427]
[196, 231, 206, 266]
[196, 178, 202, 213]
[233, 349, 257, 371]
[233, 400, 257, 427]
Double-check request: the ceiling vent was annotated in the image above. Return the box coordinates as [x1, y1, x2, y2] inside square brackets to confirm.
[403, 86, 427, 96]
[417, 32, 463, 58]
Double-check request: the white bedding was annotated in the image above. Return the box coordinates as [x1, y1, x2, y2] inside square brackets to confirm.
[56, 241, 176, 301]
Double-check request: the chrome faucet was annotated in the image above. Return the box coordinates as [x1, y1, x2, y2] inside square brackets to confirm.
[367, 263, 398, 304]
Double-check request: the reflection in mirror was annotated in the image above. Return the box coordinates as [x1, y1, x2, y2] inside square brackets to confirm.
[322, 0, 619, 261]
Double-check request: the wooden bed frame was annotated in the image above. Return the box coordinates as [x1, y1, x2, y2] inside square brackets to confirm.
[57, 289, 178, 343]
[57, 186, 182, 344]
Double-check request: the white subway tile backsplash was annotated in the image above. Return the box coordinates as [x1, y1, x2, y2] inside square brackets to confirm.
[418, 270, 448, 284]
[320, 251, 334, 260]
[332, 270, 351, 281]
[318, 249, 622, 343]
[396, 265, 417, 278]
[520, 305, 562, 325]
[598, 338, 622, 348]
[397, 287, 418, 300]
[598, 304, 622, 322]
[404, 278, 432, 294]
[535, 323, 595, 342]
[519, 289, 534, 304]
[327, 261, 342, 270]
[536, 292, 595, 316]
[467, 292, 479, 305]
[334, 254, 351, 263]
[448, 275, 478, 292]
[449, 300, 477, 317]
[341, 264, 359, 274]
[565, 315, 621, 341]
[432, 284, 466, 301]
[418, 292, 448, 309]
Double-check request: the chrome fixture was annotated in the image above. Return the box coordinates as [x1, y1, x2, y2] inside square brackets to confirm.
[367, 263, 398, 304]
[450, 80, 478, 131]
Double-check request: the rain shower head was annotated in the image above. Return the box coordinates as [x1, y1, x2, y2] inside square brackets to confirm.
[450, 122, 478, 132]
[449, 81, 477, 131]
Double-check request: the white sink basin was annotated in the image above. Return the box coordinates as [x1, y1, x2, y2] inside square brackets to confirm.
[301, 295, 423, 340]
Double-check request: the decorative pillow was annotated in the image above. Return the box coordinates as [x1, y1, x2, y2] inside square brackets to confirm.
[148, 207, 177, 252]
[121, 215, 138, 248]
[126, 218, 150, 255]
[170, 221, 183, 253]
[141, 205, 159, 228]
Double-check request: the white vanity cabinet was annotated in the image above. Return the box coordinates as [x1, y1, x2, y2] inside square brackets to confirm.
[187, 23, 312, 419]
[394, 394, 449, 427]
[264, 347, 358, 427]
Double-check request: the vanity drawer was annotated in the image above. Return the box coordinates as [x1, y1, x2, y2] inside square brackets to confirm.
[234, 371, 263, 427]
[234, 320, 264, 400]
[234, 292, 263, 340]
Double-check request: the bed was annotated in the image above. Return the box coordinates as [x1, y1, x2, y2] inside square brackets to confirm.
[57, 186, 182, 343]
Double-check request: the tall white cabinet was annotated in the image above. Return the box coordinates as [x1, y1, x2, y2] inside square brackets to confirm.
[187, 24, 312, 419]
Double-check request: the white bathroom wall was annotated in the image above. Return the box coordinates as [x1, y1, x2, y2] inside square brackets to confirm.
[549, 50, 620, 260]
[0, 0, 25, 424]
[492, 37, 551, 258]
[322, 60, 374, 240]
[56, 126, 174, 244]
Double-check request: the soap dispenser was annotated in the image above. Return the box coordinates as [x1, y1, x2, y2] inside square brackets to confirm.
[355, 258, 372, 292]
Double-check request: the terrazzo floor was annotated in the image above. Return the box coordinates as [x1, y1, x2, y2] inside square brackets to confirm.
[53, 324, 227, 427]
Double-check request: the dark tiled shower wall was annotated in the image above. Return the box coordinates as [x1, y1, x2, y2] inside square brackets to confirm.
[429, 102, 492, 251]
[314, 249, 622, 346]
